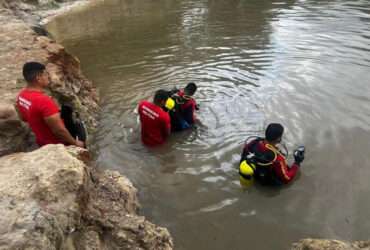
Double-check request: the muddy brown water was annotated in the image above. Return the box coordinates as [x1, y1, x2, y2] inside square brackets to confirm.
[46, 0, 370, 249]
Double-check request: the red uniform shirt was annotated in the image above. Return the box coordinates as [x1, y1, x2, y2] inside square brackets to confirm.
[16, 89, 64, 146]
[138, 100, 171, 146]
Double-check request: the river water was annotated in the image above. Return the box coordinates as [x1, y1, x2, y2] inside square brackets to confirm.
[46, 0, 370, 249]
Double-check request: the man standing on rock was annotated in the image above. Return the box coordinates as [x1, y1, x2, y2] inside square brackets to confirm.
[16, 62, 84, 148]
[138, 90, 171, 146]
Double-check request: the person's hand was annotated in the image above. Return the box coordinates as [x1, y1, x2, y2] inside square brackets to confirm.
[75, 139, 85, 148]
[294, 146, 305, 165]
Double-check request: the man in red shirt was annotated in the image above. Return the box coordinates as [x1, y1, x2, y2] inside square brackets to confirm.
[138, 90, 171, 146]
[239, 123, 305, 185]
[16, 62, 84, 148]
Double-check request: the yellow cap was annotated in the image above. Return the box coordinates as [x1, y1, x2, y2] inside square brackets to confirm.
[165, 98, 175, 110]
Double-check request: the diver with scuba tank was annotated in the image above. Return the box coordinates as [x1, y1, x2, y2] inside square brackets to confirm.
[165, 82, 199, 132]
[239, 123, 305, 186]
[138, 83, 199, 146]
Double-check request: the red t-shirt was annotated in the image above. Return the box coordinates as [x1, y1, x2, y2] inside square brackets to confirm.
[16, 89, 64, 146]
[138, 100, 171, 146]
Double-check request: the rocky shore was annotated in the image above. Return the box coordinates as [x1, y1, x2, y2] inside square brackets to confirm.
[0, 0, 99, 156]
[0, 145, 173, 249]
[292, 239, 370, 250]
[0, 0, 173, 249]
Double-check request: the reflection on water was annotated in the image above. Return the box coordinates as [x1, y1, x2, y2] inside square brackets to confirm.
[47, 0, 370, 249]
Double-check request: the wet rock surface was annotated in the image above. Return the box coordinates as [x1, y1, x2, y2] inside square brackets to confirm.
[0, 145, 173, 250]
[291, 239, 370, 250]
[0, 0, 98, 156]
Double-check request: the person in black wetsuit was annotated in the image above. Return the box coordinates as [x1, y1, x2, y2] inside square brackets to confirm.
[60, 104, 87, 143]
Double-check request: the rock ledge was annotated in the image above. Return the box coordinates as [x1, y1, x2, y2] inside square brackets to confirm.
[292, 239, 370, 250]
[0, 145, 173, 250]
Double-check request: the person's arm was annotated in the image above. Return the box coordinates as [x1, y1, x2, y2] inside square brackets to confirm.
[192, 99, 197, 122]
[44, 113, 84, 147]
[182, 105, 195, 124]
[40, 96, 83, 147]
[273, 157, 299, 184]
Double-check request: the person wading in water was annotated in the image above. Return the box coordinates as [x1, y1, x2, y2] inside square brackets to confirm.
[138, 89, 171, 146]
[239, 123, 305, 186]
[166, 82, 199, 132]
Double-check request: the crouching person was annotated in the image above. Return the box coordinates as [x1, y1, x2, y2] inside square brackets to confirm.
[16, 62, 85, 148]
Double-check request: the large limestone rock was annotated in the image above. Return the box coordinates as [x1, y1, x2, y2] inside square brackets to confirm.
[0, 104, 31, 156]
[0, 145, 173, 250]
[292, 239, 370, 250]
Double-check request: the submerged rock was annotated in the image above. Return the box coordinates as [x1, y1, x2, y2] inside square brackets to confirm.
[292, 239, 370, 250]
[0, 145, 173, 249]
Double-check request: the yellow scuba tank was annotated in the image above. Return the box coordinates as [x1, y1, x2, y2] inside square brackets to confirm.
[239, 160, 255, 187]
[238, 137, 278, 188]
[165, 97, 176, 110]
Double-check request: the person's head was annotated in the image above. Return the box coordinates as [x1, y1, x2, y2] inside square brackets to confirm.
[153, 89, 169, 107]
[184, 82, 197, 96]
[265, 123, 284, 144]
[23, 62, 49, 87]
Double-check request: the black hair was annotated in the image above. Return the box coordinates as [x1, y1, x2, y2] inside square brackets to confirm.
[153, 89, 169, 105]
[265, 123, 284, 142]
[184, 82, 197, 96]
[23, 62, 46, 83]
